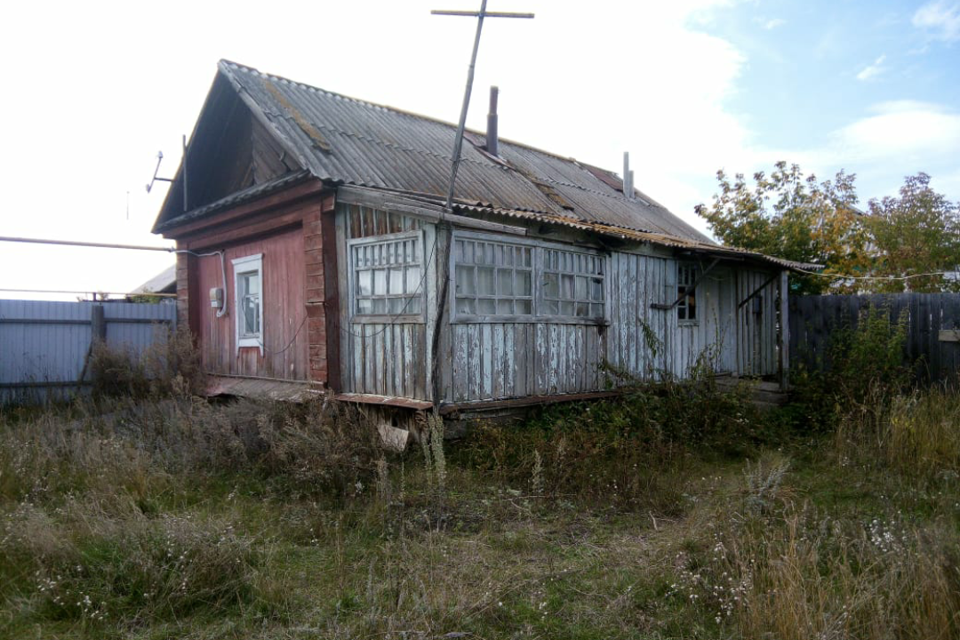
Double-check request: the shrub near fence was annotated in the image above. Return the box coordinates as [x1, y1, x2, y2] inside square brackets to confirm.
[789, 293, 960, 385]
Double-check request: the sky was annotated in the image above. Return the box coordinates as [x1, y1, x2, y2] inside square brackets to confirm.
[1, 0, 958, 300]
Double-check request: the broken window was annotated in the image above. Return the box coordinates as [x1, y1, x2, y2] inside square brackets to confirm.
[454, 238, 534, 317]
[541, 248, 605, 319]
[677, 263, 699, 322]
[351, 231, 423, 317]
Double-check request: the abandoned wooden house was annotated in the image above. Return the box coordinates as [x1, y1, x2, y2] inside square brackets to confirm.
[152, 60, 811, 417]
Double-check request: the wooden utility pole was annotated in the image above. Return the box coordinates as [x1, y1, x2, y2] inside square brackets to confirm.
[429, 2, 533, 409]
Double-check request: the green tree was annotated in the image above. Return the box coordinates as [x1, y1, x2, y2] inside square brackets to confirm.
[695, 162, 869, 294]
[864, 173, 960, 293]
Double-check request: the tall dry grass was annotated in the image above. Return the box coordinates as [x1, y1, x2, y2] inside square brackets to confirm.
[672, 453, 960, 640]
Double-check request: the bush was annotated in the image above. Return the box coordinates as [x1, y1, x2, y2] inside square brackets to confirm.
[0, 395, 387, 505]
[89, 328, 204, 400]
[463, 378, 761, 513]
[790, 304, 910, 433]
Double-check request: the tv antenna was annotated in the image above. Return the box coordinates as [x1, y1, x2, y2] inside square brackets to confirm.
[429, 1, 533, 407]
[145, 134, 190, 211]
[432, 1, 533, 210]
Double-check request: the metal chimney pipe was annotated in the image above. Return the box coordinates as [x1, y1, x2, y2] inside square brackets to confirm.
[623, 152, 632, 200]
[487, 86, 499, 156]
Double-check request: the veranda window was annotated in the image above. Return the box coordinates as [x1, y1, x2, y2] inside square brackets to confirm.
[351, 232, 423, 318]
[454, 238, 534, 317]
[451, 233, 605, 322]
[541, 248, 605, 319]
[677, 263, 699, 322]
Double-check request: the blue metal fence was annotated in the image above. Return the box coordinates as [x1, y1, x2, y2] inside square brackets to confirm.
[0, 299, 176, 404]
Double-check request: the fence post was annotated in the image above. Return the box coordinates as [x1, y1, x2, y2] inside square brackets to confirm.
[77, 304, 106, 392]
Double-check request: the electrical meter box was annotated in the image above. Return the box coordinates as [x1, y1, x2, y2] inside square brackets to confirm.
[209, 287, 224, 309]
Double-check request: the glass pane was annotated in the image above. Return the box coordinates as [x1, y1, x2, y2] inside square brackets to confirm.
[497, 299, 513, 315]
[374, 269, 387, 295]
[242, 295, 259, 335]
[560, 301, 574, 316]
[497, 269, 513, 296]
[464, 242, 475, 264]
[372, 298, 387, 314]
[591, 303, 604, 317]
[576, 302, 589, 317]
[455, 265, 475, 294]
[543, 273, 558, 299]
[357, 298, 373, 314]
[575, 276, 587, 301]
[457, 297, 475, 315]
[544, 299, 559, 315]
[241, 271, 259, 295]
[561, 275, 575, 300]
[389, 268, 404, 294]
[477, 267, 495, 295]
[478, 299, 496, 314]
[678, 305, 687, 321]
[454, 240, 464, 262]
[516, 299, 532, 315]
[591, 278, 603, 301]
[388, 297, 404, 314]
[517, 271, 532, 296]
[407, 296, 421, 314]
[503, 246, 513, 266]
[406, 266, 421, 293]
[356, 269, 372, 296]
[523, 248, 532, 268]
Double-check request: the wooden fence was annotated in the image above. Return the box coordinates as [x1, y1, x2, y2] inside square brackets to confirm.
[0, 299, 177, 404]
[789, 293, 960, 385]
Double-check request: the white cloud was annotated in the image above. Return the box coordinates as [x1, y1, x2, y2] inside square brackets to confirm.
[832, 101, 960, 161]
[912, 1, 960, 42]
[856, 54, 887, 81]
[762, 18, 786, 30]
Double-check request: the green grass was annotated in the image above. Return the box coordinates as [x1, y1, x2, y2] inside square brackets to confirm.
[1, 385, 959, 639]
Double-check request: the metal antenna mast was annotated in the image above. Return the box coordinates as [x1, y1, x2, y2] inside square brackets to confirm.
[432, 2, 533, 212]
[430, 2, 533, 409]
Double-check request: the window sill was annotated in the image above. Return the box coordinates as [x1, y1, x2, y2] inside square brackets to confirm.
[452, 316, 609, 326]
[237, 338, 263, 355]
[678, 320, 700, 327]
[352, 315, 425, 325]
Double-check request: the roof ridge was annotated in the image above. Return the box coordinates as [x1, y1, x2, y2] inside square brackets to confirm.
[217, 59, 605, 169]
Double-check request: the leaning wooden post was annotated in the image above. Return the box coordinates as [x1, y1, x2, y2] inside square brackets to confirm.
[779, 270, 790, 390]
[77, 304, 106, 393]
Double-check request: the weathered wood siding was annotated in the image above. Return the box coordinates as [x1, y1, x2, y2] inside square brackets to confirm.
[447, 323, 605, 401]
[335, 205, 785, 404]
[337, 204, 434, 400]
[194, 226, 308, 380]
[736, 270, 780, 377]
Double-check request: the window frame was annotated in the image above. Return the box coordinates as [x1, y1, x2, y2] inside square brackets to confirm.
[677, 262, 700, 325]
[232, 253, 264, 354]
[347, 229, 426, 325]
[449, 230, 607, 325]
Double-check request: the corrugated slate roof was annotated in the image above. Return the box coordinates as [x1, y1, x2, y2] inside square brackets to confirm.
[217, 60, 713, 244]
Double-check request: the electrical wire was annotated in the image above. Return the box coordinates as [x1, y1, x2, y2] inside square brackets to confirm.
[794, 267, 956, 281]
[172, 249, 228, 318]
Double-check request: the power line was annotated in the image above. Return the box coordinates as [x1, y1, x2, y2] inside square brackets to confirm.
[0, 236, 174, 252]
